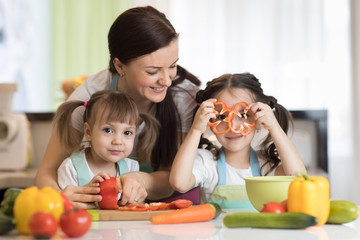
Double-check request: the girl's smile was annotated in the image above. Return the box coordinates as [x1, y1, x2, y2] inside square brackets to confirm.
[225, 134, 243, 141]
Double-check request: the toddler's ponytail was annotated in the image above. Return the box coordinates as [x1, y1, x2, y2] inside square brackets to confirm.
[136, 113, 160, 164]
[53, 100, 86, 154]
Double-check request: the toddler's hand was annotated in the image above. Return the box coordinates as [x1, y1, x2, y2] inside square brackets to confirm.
[88, 172, 113, 186]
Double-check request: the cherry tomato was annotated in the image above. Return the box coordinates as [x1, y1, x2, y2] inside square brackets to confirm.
[60, 193, 74, 211]
[28, 211, 58, 238]
[260, 201, 286, 213]
[60, 208, 92, 238]
[280, 199, 288, 212]
[168, 199, 193, 209]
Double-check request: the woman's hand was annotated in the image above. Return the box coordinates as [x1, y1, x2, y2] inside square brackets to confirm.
[117, 172, 148, 206]
[192, 99, 217, 133]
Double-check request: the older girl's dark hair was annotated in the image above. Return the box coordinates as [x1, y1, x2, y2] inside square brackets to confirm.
[107, 6, 200, 170]
[53, 90, 159, 164]
[195, 73, 294, 175]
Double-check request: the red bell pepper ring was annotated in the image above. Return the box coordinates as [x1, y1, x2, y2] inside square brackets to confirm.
[228, 102, 256, 135]
[207, 101, 256, 135]
[208, 102, 232, 134]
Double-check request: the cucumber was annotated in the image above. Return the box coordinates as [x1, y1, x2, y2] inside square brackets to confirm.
[326, 200, 359, 224]
[223, 212, 318, 229]
[0, 212, 15, 235]
[206, 202, 222, 219]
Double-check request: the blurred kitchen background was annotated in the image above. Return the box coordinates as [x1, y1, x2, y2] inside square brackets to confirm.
[0, 0, 359, 204]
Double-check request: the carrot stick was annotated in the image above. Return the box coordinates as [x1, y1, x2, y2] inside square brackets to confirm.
[150, 204, 215, 224]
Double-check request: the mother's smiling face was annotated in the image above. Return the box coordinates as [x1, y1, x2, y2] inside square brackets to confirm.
[113, 39, 179, 104]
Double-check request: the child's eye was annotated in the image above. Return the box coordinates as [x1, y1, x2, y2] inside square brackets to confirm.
[240, 113, 247, 118]
[103, 127, 113, 133]
[170, 64, 177, 69]
[216, 115, 227, 120]
[124, 130, 133, 136]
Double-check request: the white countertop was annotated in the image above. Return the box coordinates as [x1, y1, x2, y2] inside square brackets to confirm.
[4, 208, 360, 240]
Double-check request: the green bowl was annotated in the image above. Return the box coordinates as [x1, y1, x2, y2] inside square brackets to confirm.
[245, 176, 295, 212]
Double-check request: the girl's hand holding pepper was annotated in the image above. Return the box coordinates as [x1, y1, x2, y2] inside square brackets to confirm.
[247, 102, 279, 132]
[88, 172, 113, 186]
[193, 99, 217, 134]
[62, 173, 114, 209]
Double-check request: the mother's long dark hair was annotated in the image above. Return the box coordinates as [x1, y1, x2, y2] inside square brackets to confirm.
[108, 6, 201, 170]
[195, 73, 293, 175]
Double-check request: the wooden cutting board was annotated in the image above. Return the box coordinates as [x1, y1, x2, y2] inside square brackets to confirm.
[87, 209, 174, 221]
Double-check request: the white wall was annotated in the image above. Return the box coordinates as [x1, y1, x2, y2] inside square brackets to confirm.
[131, 0, 358, 203]
[0, 0, 51, 112]
[350, 0, 360, 203]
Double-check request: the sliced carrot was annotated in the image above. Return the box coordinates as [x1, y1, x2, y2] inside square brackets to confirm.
[150, 204, 215, 224]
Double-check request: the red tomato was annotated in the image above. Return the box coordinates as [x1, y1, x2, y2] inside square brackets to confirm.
[260, 201, 286, 213]
[60, 193, 74, 211]
[168, 199, 193, 209]
[98, 177, 119, 209]
[60, 208, 92, 238]
[280, 199, 288, 212]
[29, 211, 58, 238]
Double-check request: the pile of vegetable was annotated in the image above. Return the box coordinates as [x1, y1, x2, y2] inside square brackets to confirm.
[223, 172, 359, 229]
[146, 172, 359, 228]
[0, 186, 92, 238]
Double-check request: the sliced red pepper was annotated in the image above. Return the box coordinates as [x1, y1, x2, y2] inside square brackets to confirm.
[118, 203, 150, 211]
[117, 199, 193, 211]
[207, 101, 256, 135]
[229, 102, 256, 135]
[208, 101, 232, 134]
[167, 199, 193, 209]
[148, 202, 170, 211]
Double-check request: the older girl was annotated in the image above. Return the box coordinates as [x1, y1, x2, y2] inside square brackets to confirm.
[170, 73, 306, 208]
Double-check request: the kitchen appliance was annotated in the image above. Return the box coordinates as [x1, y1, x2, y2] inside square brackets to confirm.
[0, 83, 31, 170]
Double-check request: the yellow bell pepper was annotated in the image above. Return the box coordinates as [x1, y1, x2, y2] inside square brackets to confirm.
[288, 173, 330, 226]
[13, 186, 64, 235]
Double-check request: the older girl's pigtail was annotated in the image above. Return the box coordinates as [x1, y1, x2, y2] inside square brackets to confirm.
[259, 96, 294, 175]
[136, 113, 160, 164]
[194, 89, 220, 159]
[53, 101, 86, 154]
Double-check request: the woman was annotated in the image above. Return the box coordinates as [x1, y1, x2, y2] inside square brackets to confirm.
[36, 6, 201, 208]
